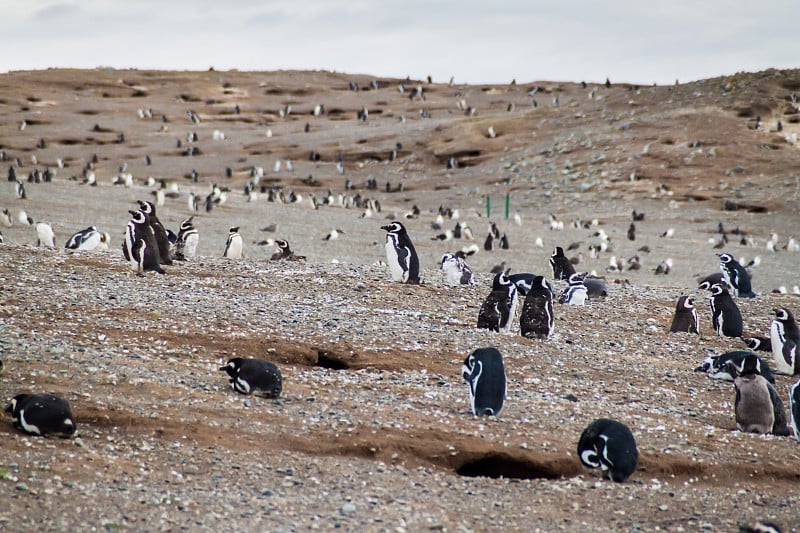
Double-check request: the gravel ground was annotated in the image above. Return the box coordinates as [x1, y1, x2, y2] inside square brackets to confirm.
[1, 68, 800, 532]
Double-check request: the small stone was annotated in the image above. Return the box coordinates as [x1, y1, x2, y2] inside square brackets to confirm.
[340, 503, 356, 515]
[15, 483, 28, 492]
[183, 465, 199, 475]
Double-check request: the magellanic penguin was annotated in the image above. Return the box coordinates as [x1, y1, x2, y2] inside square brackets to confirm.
[5, 393, 77, 437]
[770, 307, 800, 375]
[477, 272, 519, 333]
[558, 272, 588, 305]
[669, 295, 699, 334]
[709, 283, 743, 337]
[172, 217, 198, 260]
[35, 222, 55, 248]
[123, 209, 164, 274]
[439, 252, 474, 286]
[550, 246, 576, 280]
[743, 336, 772, 352]
[461, 347, 506, 416]
[223, 227, 244, 259]
[694, 350, 776, 384]
[729, 354, 791, 436]
[718, 253, 755, 298]
[381, 221, 420, 284]
[519, 275, 554, 339]
[65, 226, 102, 251]
[738, 522, 784, 533]
[219, 358, 282, 398]
[270, 239, 305, 261]
[577, 419, 638, 483]
[138, 200, 172, 265]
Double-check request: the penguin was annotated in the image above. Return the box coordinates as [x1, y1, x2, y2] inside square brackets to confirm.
[790, 378, 800, 441]
[739, 522, 783, 533]
[137, 200, 173, 265]
[380, 221, 420, 284]
[219, 358, 282, 398]
[17, 209, 34, 225]
[743, 336, 772, 352]
[65, 226, 102, 251]
[770, 307, 800, 375]
[697, 272, 726, 289]
[519, 275, 554, 339]
[35, 222, 55, 248]
[461, 348, 506, 416]
[223, 227, 244, 259]
[15, 179, 26, 199]
[718, 253, 755, 298]
[627, 223, 635, 241]
[123, 209, 164, 274]
[439, 252, 474, 286]
[694, 350, 775, 384]
[558, 272, 588, 305]
[577, 419, 638, 483]
[550, 247, 576, 280]
[270, 239, 305, 261]
[729, 354, 791, 436]
[172, 217, 198, 260]
[483, 232, 494, 251]
[1, 208, 12, 227]
[709, 283, 743, 337]
[508, 273, 535, 296]
[5, 393, 77, 437]
[583, 277, 608, 299]
[477, 272, 519, 333]
[669, 295, 699, 334]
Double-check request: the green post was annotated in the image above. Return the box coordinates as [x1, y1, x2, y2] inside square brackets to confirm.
[486, 196, 491, 218]
[505, 194, 510, 220]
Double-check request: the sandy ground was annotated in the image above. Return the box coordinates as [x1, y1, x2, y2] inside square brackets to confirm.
[0, 68, 800, 532]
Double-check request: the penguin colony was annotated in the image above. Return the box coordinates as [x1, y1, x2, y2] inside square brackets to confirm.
[1, 72, 799, 531]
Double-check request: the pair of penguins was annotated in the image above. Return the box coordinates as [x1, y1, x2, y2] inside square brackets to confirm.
[123, 201, 198, 273]
[463, 348, 638, 482]
[5, 358, 283, 437]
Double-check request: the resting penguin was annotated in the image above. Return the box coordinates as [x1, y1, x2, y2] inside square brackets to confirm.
[743, 336, 772, 353]
[381, 221, 420, 284]
[709, 283, 743, 337]
[577, 419, 638, 482]
[694, 350, 775, 384]
[461, 348, 506, 416]
[728, 354, 791, 436]
[770, 307, 800, 375]
[550, 246, 576, 280]
[439, 252, 475, 286]
[519, 275, 554, 339]
[5, 393, 77, 437]
[219, 358, 282, 398]
[669, 295, 699, 334]
[65, 226, 103, 251]
[558, 272, 588, 305]
[138, 200, 173, 265]
[477, 272, 519, 333]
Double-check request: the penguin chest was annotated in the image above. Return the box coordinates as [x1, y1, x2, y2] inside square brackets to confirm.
[385, 237, 408, 282]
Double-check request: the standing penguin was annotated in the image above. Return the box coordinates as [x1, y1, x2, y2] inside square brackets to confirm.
[558, 272, 588, 305]
[709, 283, 743, 337]
[123, 209, 164, 274]
[729, 354, 791, 436]
[669, 295, 699, 334]
[550, 246, 576, 280]
[477, 272, 519, 333]
[461, 348, 506, 416]
[219, 358, 282, 398]
[718, 253, 755, 298]
[5, 393, 77, 437]
[439, 252, 474, 286]
[770, 307, 800, 375]
[35, 222, 55, 248]
[789, 378, 800, 441]
[172, 217, 198, 260]
[519, 275, 554, 339]
[138, 200, 173, 265]
[223, 226, 244, 259]
[381, 221, 420, 284]
[577, 419, 638, 483]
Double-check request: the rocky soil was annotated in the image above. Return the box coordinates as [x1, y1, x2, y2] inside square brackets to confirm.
[1, 68, 800, 532]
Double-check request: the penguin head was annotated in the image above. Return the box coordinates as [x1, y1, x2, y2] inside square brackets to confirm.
[491, 271, 512, 290]
[568, 272, 588, 284]
[710, 283, 727, 296]
[552, 247, 565, 258]
[128, 210, 147, 224]
[137, 200, 155, 215]
[697, 280, 712, 292]
[678, 295, 695, 309]
[228, 227, 240, 234]
[729, 353, 761, 377]
[219, 357, 243, 377]
[717, 253, 733, 264]
[773, 308, 792, 322]
[532, 275, 553, 295]
[180, 217, 194, 231]
[461, 353, 476, 381]
[381, 221, 405, 234]
[275, 239, 290, 251]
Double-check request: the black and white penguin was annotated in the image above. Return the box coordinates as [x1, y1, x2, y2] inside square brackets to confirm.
[694, 351, 775, 384]
[558, 272, 588, 305]
[172, 217, 198, 260]
[770, 307, 800, 375]
[1, 208, 12, 227]
[477, 272, 519, 333]
[15, 179, 26, 199]
[743, 336, 772, 352]
[519, 275, 554, 339]
[65, 226, 102, 251]
[577, 419, 638, 483]
[790, 378, 800, 441]
[439, 252, 474, 286]
[550, 246, 576, 280]
[137, 200, 172, 265]
[219, 358, 282, 398]
[583, 276, 608, 299]
[709, 283, 743, 337]
[697, 272, 726, 290]
[124, 209, 164, 274]
[270, 239, 305, 261]
[669, 295, 699, 334]
[718, 253, 755, 298]
[729, 354, 791, 436]
[5, 393, 76, 437]
[381, 221, 420, 284]
[461, 348, 506, 416]
[223, 226, 244, 259]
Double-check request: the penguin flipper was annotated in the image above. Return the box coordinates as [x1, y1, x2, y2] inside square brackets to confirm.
[767, 382, 791, 436]
[781, 339, 797, 370]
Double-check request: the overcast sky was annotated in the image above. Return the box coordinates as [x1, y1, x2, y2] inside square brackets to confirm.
[2, 0, 797, 84]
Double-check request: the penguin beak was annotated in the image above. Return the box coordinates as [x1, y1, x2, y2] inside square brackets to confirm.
[128, 210, 138, 216]
[380, 225, 389, 231]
